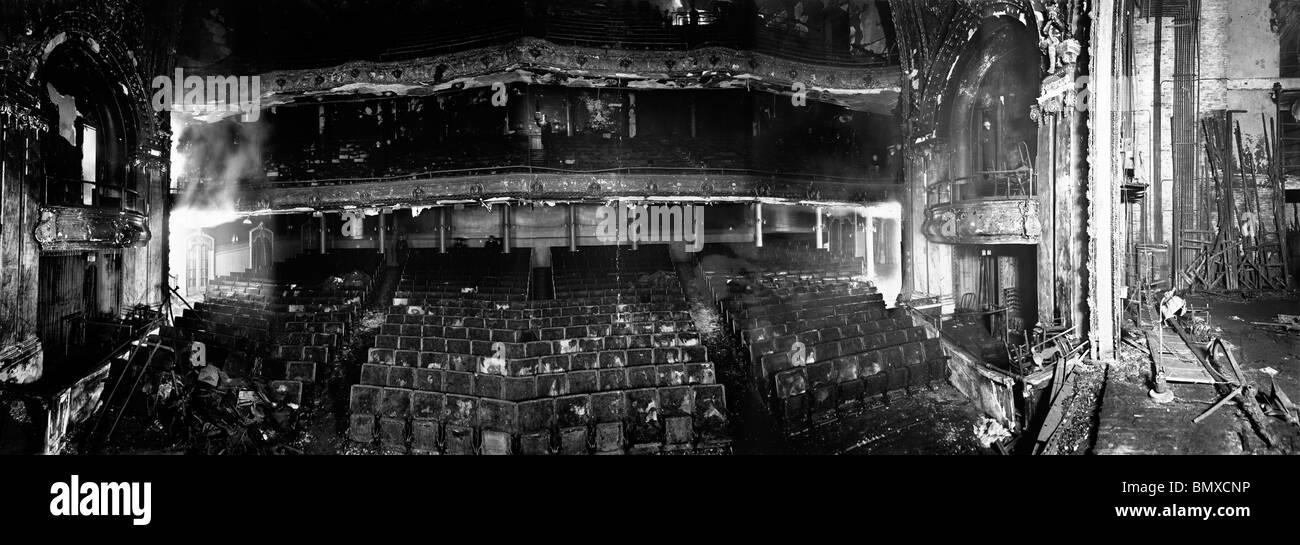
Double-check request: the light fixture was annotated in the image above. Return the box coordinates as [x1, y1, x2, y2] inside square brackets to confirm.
[243, 217, 253, 225]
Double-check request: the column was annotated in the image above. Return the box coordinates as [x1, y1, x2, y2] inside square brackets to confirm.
[568, 204, 578, 252]
[319, 213, 327, 254]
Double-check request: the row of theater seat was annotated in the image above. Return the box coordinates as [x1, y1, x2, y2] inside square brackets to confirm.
[376, 319, 697, 343]
[350, 382, 728, 455]
[366, 334, 704, 373]
[161, 270, 367, 417]
[370, 337, 708, 371]
[395, 248, 532, 304]
[358, 357, 717, 399]
[382, 300, 692, 324]
[353, 308, 721, 451]
[701, 244, 947, 436]
[349, 245, 732, 453]
[204, 281, 368, 309]
[551, 246, 681, 301]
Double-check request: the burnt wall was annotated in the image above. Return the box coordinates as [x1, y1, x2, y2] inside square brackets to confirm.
[889, 0, 1110, 357]
[0, 0, 181, 384]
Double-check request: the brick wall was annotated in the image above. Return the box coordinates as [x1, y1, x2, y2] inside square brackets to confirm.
[1129, 0, 1297, 252]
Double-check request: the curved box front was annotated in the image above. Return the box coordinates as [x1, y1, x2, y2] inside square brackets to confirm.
[922, 197, 1040, 245]
[34, 206, 151, 252]
[232, 172, 900, 213]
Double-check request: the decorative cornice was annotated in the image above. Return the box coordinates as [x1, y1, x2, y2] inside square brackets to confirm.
[257, 37, 900, 109]
[0, 101, 49, 132]
[227, 171, 900, 214]
[34, 206, 151, 251]
[922, 197, 1041, 244]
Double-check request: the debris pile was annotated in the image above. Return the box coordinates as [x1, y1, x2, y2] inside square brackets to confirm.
[972, 416, 1010, 448]
[1259, 367, 1299, 428]
[87, 355, 311, 455]
[1251, 314, 1300, 333]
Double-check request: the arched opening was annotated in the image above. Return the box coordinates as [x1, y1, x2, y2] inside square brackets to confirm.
[186, 233, 215, 298]
[941, 16, 1040, 189]
[34, 40, 140, 369]
[38, 41, 137, 210]
[937, 16, 1042, 365]
[249, 223, 274, 273]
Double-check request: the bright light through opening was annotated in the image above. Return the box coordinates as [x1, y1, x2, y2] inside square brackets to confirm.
[858, 201, 903, 307]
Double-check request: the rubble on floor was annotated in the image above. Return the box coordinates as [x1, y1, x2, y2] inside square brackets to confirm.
[1038, 360, 1106, 455]
[1095, 322, 1299, 455]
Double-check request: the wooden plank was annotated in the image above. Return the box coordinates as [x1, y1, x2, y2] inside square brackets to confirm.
[1193, 385, 1244, 424]
[0, 113, 16, 344]
[1264, 115, 1292, 288]
[1035, 370, 1076, 454]
[1164, 365, 1219, 384]
[1, 122, 42, 342]
[1150, 323, 1217, 384]
[1234, 121, 1264, 232]
[20, 131, 40, 340]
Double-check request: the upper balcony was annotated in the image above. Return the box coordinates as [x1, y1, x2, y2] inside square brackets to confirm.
[177, 132, 898, 213]
[249, 133, 890, 182]
[171, 84, 901, 212]
[921, 168, 1041, 245]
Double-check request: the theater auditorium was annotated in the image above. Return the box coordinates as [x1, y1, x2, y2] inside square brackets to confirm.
[1, 0, 1296, 456]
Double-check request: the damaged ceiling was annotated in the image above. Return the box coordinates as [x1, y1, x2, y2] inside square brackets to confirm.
[179, 37, 902, 121]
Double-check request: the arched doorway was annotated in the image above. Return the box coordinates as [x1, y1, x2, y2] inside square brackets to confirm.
[38, 41, 136, 210]
[34, 39, 137, 364]
[937, 15, 1042, 335]
[249, 223, 274, 274]
[186, 233, 215, 299]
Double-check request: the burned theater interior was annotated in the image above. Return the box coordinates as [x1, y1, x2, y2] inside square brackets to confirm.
[2, 0, 1299, 460]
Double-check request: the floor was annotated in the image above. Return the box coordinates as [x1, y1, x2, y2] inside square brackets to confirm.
[52, 261, 1298, 456]
[942, 314, 1012, 369]
[194, 286, 1300, 456]
[1189, 293, 1299, 404]
[1094, 351, 1252, 454]
[792, 385, 992, 455]
[1094, 292, 1300, 455]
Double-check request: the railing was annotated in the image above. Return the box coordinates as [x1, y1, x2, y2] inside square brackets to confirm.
[925, 169, 1036, 207]
[921, 167, 1041, 244]
[44, 176, 146, 214]
[56, 306, 165, 366]
[233, 163, 896, 190]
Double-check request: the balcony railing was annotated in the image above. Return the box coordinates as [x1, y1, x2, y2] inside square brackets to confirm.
[44, 176, 145, 214]
[196, 132, 887, 189]
[238, 163, 884, 188]
[199, 163, 898, 213]
[922, 169, 1041, 245]
[925, 169, 1036, 205]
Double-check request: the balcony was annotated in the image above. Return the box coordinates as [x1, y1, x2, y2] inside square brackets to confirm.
[922, 170, 1041, 245]
[194, 134, 888, 191]
[33, 205, 150, 252]
[222, 166, 897, 214]
[194, 131, 896, 212]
